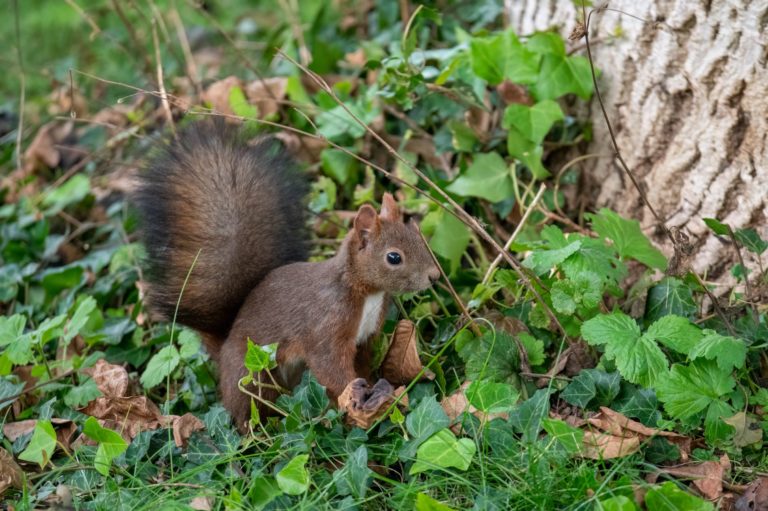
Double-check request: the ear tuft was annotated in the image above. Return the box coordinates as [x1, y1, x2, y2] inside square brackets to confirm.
[354, 204, 379, 247]
[379, 193, 402, 222]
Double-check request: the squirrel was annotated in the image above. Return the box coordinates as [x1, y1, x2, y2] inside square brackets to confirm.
[135, 120, 440, 431]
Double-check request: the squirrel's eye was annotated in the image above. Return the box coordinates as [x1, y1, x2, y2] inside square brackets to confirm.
[386, 252, 402, 265]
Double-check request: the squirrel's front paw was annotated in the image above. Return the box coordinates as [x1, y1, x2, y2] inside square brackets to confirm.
[346, 377, 370, 411]
[360, 378, 394, 412]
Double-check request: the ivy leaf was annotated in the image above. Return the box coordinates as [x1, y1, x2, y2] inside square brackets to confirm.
[316, 103, 378, 141]
[734, 228, 768, 255]
[542, 418, 584, 454]
[42, 174, 91, 214]
[19, 420, 57, 468]
[469, 31, 539, 85]
[613, 384, 661, 427]
[276, 454, 310, 495]
[645, 315, 702, 355]
[140, 345, 180, 389]
[64, 377, 102, 408]
[588, 209, 667, 270]
[244, 339, 278, 373]
[523, 240, 582, 275]
[423, 208, 470, 273]
[83, 416, 128, 476]
[502, 100, 564, 144]
[533, 54, 593, 101]
[0, 378, 25, 411]
[561, 369, 621, 409]
[333, 445, 371, 499]
[688, 330, 747, 372]
[446, 152, 514, 203]
[656, 360, 735, 420]
[410, 428, 476, 475]
[509, 389, 551, 443]
[581, 312, 668, 387]
[702, 218, 730, 236]
[465, 380, 519, 414]
[644, 277, 697, 324]
[507, 127, 549, 179]
[399, 395, 450, 461]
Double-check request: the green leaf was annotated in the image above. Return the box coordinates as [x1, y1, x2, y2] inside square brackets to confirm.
[657, 360, 735, 420]
[459, 331, 520, 385]
[276, 454, 310, 495]
[550, 272, 602, 315]
[465, 380, 519, 414]
[644, 277, 697, 324]
[469, 31, 539, 85]
[178, 329, 202, 360]
[502, 100, 564, 144]
[247, 477, 282, 508]
[42, 174, 91, 213]
[588, 209, 667, 270]
[581, 312, 668, 387]
[518, 333, 545, 366]
[0, 378, 25, 410]
[533, 54, 593, 100]
[423, 208, 470, 273]
[228, 86, 259, 119]
[614, 384, 661, 426]
[333, 445, 371, 499]
[410, 428, 476, 474]
[645, 315, 702, 355]
[542, 418, 584, 454]
[415, 493, 456, 511]
[447, 120, 478, 152]
[702, 218, 730, 236]
[64, 377, 102, 408]
[734, 228, 768, 255]
[507, 127, 549, 179]
[316, 103, 378, 141]
[0, 314, 26, 347]
[63, 296, 97, 344]
[561, 369, 620, 409]
[644, 482, 714, 511]
[19, 420, 57, 468]
[83, 416, 128, 476]
[509, 389, 551, 443]
[526, 32, 566, 56]
[321, 148, 358, 185]
[523, 240, 582, 275]
[688, 330, 747, 371]
[244, 339, 278, 373]
[140, 345, 180, 389]
[595, 495, 638, 511]
[401, 396, 450, 460]
[446, 152, 514, 203]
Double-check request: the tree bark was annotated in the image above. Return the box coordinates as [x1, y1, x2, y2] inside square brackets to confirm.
[509, 0, 768, 285]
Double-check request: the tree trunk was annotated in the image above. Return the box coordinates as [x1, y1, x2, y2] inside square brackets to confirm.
[508, 0, 768, 285]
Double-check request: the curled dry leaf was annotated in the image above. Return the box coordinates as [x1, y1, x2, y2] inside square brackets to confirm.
[245, 77, 288, 119]
[662, 454, 730, 501]
[338, 379, 407, 429]
[0, 447, 23, 496]
[735, 477, 768, 511]
[82, 395, 164, 440]
[581, 430, 641, 459]
[83, 359, 130, 397]
[380, 320, 434, 385]
[172, 413, 206, 448]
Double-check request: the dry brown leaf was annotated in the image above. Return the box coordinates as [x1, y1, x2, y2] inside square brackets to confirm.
[496, 81, 533, 106]
[344, 48, 367, 68]
[338, 381, 406, 429]
[172, 413, 205, 448]
[581, 430, 640, 459]
[245, 77, 288, 119]
[380, 320, 433, 385]
[0, 447, 23, 496]
[662, 455, 730, 500]
[24, 121, 75, 170]
[83, 359, 130, 397]
[2, 418, 76, 452]
[735, 477, 768, 511]
[82, 395, 165, 439]
[202, 76, 244, 116]
[190, 496, 213, 511]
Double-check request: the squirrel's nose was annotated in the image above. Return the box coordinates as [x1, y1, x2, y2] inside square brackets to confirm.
[428, 266, 441, 284]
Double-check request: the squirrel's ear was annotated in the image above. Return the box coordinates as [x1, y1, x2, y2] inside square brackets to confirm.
[354, 204, 379, 248]
[379, 193, 402, 222]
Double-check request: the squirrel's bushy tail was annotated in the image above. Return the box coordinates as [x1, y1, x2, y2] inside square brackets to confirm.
[136, 120, 309, 347]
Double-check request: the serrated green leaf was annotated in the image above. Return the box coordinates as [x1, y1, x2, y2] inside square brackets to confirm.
[518, 333, 545, 366]
[502, 100, 564, 144]
[19, 420, 57, 468]
[410, 428, 476, 474]
[446, 152, 514, 203]
[465, 380, 519, 414]
[704, 400, 735, 444]
[644, 277, 697, 324]
[523, 240, 582, 275]
[645, 315, 702, 355]
[83, 416, 128, 475]
[588, 209, 667, 270]
[657, 360, 734, 420]
[276, 454, 310, 495]
[140, 345, 180, 389]
[688, 330, 747, 371]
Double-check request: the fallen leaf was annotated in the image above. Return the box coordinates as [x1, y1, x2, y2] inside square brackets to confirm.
[735, 477, 768, 511]
[172, 413, 205, 448]
[662, 455, 730, 500]
[202, 76, 244, 116]
[0, 447, 23, 496]
[338, 380, 407, 429]
[380, 320, 433, 384]
[24, 121, 75, 170]
[190, 496, 213, 510]
[581, 430, 640, 459]
[3, 418, 76, 451]
[245, 77, 288, 119]
[724, 412, 763, 447]
[496, 81, 533, 106]
[344, 48, 367, 68]
[82, 395, 164, 439]
[83, 359, 130, 397]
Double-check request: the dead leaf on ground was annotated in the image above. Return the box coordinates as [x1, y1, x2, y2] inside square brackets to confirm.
[724, 412, 763, 447]
[173, 413, 206, 448]
[380, 320, 434, 385]
[3, 418, 77, 452]
[338, 380, 407, 429]
[735, 477, 768, 511]
[24, 121, 76, 170]
[190, 496, 213, 511]
[662, 455, 730, 501]
[82, 395, 164, 440]
[272, 131, 326, 162]
[581, 430, 641, 459]
[202, 76, 244, 116]
[0, 447, 23, 496]
[496, 81, 533, 106]
[82, 359, 130, 397]
[245, 77, 288, 118]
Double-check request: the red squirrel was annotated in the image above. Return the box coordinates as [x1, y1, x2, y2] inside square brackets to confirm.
[135, 120, 440, 431]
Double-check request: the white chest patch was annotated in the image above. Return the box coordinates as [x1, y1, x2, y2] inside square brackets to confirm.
[355, 292, 385, 345]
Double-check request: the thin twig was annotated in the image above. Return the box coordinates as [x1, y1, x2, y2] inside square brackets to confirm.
[482, 184, 547, 286]
[726, 226, 759, 321]
[12, 0, 25, 173]
[151, 19, 176, 135]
